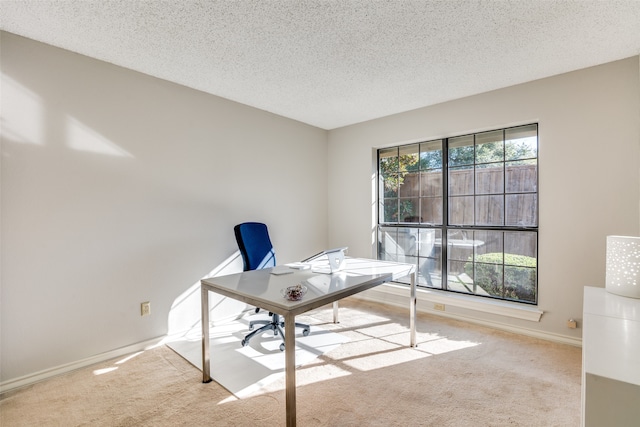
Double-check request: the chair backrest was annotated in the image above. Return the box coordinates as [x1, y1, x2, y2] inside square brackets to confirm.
[234, 222, 276, 271]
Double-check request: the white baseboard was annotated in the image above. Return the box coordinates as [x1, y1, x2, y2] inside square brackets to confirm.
[0, 335, 166, 395]
[354, 283, 582, 348]
[0, 308, 265, 395]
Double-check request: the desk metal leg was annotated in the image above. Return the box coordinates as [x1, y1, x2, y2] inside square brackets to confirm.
[332, 301, 339, 323]
[410, 270, 417, 347]
[284, 315, 297, 426]
[201, 286, 212, 383]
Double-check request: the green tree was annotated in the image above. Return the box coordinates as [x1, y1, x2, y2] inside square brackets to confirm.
[380, 153, 419, 195]
[380, 152, 419, 221]
[450, 140, 536, 167]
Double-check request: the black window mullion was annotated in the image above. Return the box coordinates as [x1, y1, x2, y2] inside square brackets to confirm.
[442, 138, 449, 290]
[502, 129, 506, 227]
[473, 134, 477, 227]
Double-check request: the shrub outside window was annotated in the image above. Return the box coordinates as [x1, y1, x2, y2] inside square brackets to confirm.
[377, 124, 538, 304]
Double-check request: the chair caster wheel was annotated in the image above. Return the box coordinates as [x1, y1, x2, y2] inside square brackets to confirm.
[279, 343, 285, 351]
[241, 339, 248, 347]
[302, 329, 310, 337]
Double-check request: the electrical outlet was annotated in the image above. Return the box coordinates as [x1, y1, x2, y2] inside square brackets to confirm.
[141, 301, 151, 316]
[434, 303, 445, 311]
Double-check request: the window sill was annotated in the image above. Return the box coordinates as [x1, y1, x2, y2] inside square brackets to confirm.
[361, 282, 544, 322]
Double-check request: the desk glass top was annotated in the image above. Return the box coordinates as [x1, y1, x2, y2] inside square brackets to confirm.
[201, 258, 414, 316]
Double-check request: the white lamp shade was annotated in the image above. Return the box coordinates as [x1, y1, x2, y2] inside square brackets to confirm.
[606, 235, 640, 298]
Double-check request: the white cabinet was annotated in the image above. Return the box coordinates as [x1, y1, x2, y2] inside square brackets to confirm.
[582, 287, 640, 426]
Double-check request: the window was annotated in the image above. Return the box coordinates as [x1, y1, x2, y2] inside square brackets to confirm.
[377, 124, 538, 304]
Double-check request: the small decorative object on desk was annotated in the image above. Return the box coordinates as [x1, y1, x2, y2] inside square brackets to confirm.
[281, 284, 307, 301]
[606, 235, 640, 298]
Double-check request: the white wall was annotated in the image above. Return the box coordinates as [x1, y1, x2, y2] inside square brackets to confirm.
[328, 57, 640, 341]
[0, 32, 328, 383]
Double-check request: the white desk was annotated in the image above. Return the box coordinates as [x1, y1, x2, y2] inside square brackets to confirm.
[201, 257, 416, 427]
[582, 286, 640, 426]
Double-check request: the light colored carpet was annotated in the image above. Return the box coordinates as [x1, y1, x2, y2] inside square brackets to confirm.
[0, 299, 582, 426]
[165, 313, 349, 397]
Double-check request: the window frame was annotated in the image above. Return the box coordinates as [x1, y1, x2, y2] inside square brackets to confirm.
[376, 124, 539, 305]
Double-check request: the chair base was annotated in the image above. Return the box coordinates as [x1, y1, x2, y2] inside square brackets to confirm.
[241, 312, 310, 351]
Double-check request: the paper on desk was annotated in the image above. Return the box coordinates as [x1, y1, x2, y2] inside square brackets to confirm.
[270, 265, 294, 275]
[285, 262, 311, 270]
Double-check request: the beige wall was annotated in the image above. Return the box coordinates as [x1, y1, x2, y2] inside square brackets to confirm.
[328, 56, 640, 341]
[0, 32, 328, 383]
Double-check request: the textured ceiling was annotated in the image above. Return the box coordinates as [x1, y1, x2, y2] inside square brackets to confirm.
[1, 1, 640, 130]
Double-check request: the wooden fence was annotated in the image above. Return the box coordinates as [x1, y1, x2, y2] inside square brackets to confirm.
[394, 164, 537, 258]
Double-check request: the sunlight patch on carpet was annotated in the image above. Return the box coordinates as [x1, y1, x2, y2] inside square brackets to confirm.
[337, 331, 479, 372]
[342, 344, 430, 371]
[93, 367, 118, 376]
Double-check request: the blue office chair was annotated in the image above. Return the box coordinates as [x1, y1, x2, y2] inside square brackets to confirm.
[234, 222, 310, 351]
